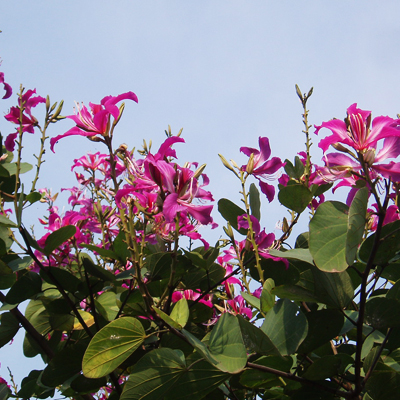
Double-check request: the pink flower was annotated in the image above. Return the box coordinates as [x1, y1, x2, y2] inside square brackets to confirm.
[316, 105, 400, 185]
[0, 72, 12, 99]
[316, 103, 400, 154]
[240, 137, 284, 202]
[50, 92, 138, 152]
[4, 89, 45, 151]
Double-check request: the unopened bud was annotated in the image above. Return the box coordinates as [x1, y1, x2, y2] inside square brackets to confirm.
[230, 159, 240, 169]
[45, 96, 50, 111]
[223, 223, 235, 241]
[218, 154, 235, 172]
[246, 153, 255, 174]
[363, 148, 376, 167]
[282, 217, 289, 233]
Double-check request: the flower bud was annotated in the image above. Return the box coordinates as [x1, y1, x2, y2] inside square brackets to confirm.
[246, 153, 255, 174]
[218, 154, 235, 172]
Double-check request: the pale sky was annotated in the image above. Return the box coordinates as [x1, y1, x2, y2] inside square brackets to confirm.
[1, 0, 400, 387]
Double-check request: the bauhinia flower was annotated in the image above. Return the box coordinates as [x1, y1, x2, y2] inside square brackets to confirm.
[315, 104, 400, 184]
[4, 89, 46, 151]
[50, 91, 138, 152]
[240, 136, 284, 202]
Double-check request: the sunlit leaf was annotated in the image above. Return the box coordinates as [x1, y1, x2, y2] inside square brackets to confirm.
[82, 317, 146, 378]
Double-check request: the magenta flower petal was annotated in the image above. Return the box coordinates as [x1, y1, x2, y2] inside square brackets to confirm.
[0, 72, 12, 99]
[258, 180, 275, 203]
[50, 127, 97, 152]
[375, 137, 400, 162]
[373, 162, 400, 182]
[4, 131, 18, 152]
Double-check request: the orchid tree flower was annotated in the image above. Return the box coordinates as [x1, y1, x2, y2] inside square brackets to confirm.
[315, 105, 400, 184]
[240, 136, 284, 202]
[50, 91, 138, 152]
[4, 89, 46, 151]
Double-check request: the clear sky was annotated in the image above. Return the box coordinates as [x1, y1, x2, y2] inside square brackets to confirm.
[1, 0, 400, 388]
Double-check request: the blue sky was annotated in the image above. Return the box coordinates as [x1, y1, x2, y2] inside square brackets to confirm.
[1, 0, 400, 387]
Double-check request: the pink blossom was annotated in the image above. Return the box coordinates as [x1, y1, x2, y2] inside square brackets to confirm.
[315, 103, 400, 154]
[50, 91, 138, 152]
[240, 137, 284, 202]
[4, 89, 45, 151]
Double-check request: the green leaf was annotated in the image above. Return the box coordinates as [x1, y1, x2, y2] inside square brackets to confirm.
[0, 312, 19, 348]
[240, 355, 292, 388]
[120, 348, 185, 400]
[365, 297, 400, 330]
[218, 198, 247, 234]
[43, 225, 76, 256]
[261, 299, 308, 355]
[241, 292, 260, 310]
[309, 201, 349, 272]
[261, 278, 275, 313]
[359, 220, 400, 265]
[8, 256, 33, 272]
[302, 355, 342, 380]
[346, 187, 368, 265]
[80, 243, 120, 261]
[82, 317, 146, 378]
[153, 306, 182, 330]
[5, 271, 42, 304]
[207, 313, 247, 373]
[237, 315, 281, 356]
[80, 253, 115, 282]
[183, 313, 247, 374]
[278, 183, 312, 213]
[26, 191, 42, 204]
[0, 383, 11, 400]
[0, 260, 16, 289]
[95, 291, 119, 321]
[250, 257, 299, 286]
[2, 162, 33, 175]
[70, 375, 107, 395]
[249, 183, 261, 220]
[313, 269, 354, 308]
[272, 285, 319, 303]
[40, 267, 81, 293]
[170, 298, 189, 328]
[269, 248, 314, 265]
[121, 349, 229, 400]
[365, 369, 400, 400]
[298, 309, 344, 354]
[0, 214, 17, 227]
[42, 341, 88, 386]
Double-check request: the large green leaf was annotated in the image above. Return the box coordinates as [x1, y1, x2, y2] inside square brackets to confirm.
[346, 187, 368, 265]
[5, 271, 42, 304]
[298, 309, 344, 354]
[0, 312, 19, 348]
[41, 341, 88, 386]
[170, 298, 189, 328]
[183, 313, 247, 374]
[313, 268, 354, 309]
[365, 298, 400, 330]
[82, 317, 146, 378]
[43, 225, 76, 256]
[260, 278, 275, 313]
[0, 260, 16, 289]
[217, 198, 247, 234]
[237, 315, 281, 356]
[365, 369, 400, 400]
[95, 291, 119, 321]
[278, 183, 312, 214]
[261, 299, 308, 355]
[240, 355, 293, 388]
[359, 220, 400, 265]
[0, 214, 17, 227]
[309, 201, 349, 272]
[120, 349, 229, 400]
[302, 355, 342, 381]
[269, 248, 314, 265]
[40, 267, 81, 293]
